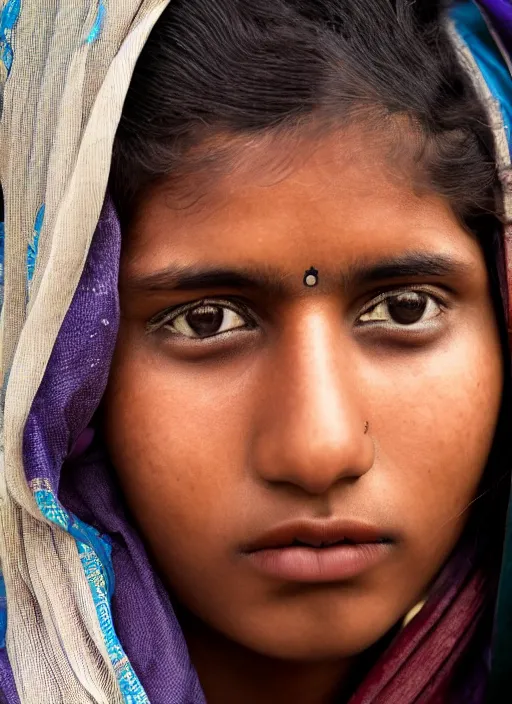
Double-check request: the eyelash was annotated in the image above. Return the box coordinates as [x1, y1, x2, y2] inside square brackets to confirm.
[146, 298, 258, 337]
[356, 286, 447, 328]
[146, 287, 447, 341]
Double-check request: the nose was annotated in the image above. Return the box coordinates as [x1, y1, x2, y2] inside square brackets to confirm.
[252, 307, 374, 496]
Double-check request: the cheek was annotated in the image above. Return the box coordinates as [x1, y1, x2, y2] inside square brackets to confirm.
[102, 329, 255, 553]
[370, 319, 503, 557]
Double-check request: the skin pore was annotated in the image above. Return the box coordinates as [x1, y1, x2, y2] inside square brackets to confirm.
[103, 128, 504, 704]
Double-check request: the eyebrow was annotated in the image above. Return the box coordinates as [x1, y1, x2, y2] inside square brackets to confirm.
[125, 264, 291, 296]
[345, 252, 471, 287]
[124, 252, 471, 295]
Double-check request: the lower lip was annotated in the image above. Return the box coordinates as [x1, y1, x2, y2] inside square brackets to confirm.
[245, 543, 391, 583]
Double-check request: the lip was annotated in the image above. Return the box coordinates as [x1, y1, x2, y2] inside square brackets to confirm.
[242, 519, 393, 583]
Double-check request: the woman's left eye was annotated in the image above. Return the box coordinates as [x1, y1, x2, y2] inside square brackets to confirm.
[357, 290, 444, 328]
[148, 300, 255, 339]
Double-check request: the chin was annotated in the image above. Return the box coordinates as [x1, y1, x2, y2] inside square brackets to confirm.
[223, 616, 395, 662]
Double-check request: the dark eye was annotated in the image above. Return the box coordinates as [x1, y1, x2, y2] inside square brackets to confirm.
[358, 291, 442, 327]
[150, 301, 253, 339]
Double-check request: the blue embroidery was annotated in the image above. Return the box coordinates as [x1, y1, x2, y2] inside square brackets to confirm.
[451, 1, 512, 150]
[0, 0, 21, 76]
[0, 572, 6, 648]
[33, 489, 70, 531]
[86, 1, 106, 44]
[68, 515, 115, 600]
[32, 484, 149, 703]
[76, 539, 149, 703]
[27, 204, 44, 283]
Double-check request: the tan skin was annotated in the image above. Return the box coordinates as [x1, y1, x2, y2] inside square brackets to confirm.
[103, 129, 503, 703]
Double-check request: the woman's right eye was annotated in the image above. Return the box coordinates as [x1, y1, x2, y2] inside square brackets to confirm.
[147, 299, 257, 340]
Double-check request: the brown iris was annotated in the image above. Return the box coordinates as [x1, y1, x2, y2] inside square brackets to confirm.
[387, 292, 428, 325]
[186, 305, 225, 336]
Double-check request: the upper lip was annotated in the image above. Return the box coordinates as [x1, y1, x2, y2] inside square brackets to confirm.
[243, 519, 391, 553]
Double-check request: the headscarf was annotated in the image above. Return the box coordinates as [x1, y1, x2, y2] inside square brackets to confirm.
[0, 1, 511, 702]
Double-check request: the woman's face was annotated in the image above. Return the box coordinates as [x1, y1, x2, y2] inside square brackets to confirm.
[104, 129, 503, 660]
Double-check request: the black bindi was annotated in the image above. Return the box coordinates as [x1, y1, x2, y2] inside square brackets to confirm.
[303, 267, 319, 287]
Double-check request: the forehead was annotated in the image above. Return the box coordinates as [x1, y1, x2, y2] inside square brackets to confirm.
[122, 127, 481, 279]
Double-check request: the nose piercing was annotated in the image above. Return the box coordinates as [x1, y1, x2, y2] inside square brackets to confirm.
[364, 421, 369, 434]
[303, 266, 319, 287]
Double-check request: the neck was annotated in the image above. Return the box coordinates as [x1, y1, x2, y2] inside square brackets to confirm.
[177, 607, 365, 704]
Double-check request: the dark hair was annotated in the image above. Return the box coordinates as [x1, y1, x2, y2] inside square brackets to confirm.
[111, 0, 501, 232]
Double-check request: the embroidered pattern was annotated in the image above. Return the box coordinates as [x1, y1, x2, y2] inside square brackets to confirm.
[30, 480, 149, 703]
[27, 204, 44, 284]
[32, 485, 70, 531]
[86, 1, 106, 44]
[0, 0, 21, 78]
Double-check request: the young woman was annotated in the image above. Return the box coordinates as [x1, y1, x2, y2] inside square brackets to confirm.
[1, 0, 512, 702]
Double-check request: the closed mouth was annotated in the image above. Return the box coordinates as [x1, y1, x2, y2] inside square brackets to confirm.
[286, 537, 391, 549]
[242, 520, 394, 583]
[243, 519, 394, 554]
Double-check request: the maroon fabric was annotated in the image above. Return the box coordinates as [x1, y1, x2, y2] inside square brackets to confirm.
[349, 541, 492, 703]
